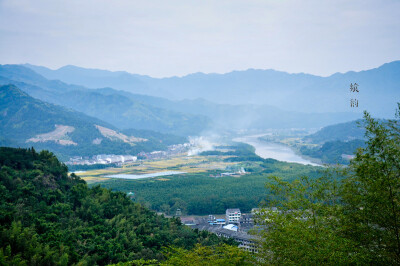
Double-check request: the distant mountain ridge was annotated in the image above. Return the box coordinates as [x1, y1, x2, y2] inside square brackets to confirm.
[0, 64, 362, 132]
[0, 65, 211, 136]
[25, 61, 400, 118]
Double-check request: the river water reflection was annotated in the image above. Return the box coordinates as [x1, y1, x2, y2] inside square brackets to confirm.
[234, 135, 321, 166]
[105, 171, 186, 180]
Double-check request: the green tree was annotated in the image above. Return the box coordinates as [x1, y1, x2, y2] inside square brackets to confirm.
[341, 107, 400, 264]
[108, 244, 253, 266]
[255, 106, 400, 264]
[160, 204, 171, 215]
[161, 244, 254, 266]
[0, 147, 235, 265]
[255, 173, 367, 264]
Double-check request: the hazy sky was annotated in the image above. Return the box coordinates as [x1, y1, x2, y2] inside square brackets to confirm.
[1, 0, 399, 77]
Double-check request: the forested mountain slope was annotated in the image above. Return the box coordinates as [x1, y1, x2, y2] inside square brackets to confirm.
[300, 120, 367, 164]
[0, 147, 232, 265]
[304, 120, 366, 143]
[0, 85, 180, 159]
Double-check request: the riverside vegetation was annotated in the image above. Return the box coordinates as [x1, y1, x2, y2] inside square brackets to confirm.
[92, 143, 322, 216]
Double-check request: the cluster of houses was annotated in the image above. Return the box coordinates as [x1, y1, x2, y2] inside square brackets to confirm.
[66, 154, 137, 166]
[65, 143, 192, 166]
[341, 153, 355, 160]
[210, 167, 247, 178]
[182, 208, 260, 253]
[137, 143, 192, 160]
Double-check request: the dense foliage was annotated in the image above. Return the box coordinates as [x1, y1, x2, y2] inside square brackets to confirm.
[109, 244, 254, 266]
[0, 147, 232, 265]
[201, 143, 265, 162]
[341, 110, 400, 263]
[256, 108, 400, 264]
[67, 163, 119, 172]
[161, 244, 254, 265]
[256, 173, 367, 264]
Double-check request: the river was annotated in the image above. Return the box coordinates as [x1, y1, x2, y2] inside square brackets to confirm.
[105, 171, 187, 180]
[234, 134, 321, 166]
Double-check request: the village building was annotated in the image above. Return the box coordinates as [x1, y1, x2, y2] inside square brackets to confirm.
[226, 208, 241, 224]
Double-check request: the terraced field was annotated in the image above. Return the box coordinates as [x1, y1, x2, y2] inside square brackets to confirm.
[79, 155, 237, 183]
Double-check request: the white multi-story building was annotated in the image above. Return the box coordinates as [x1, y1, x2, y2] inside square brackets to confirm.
[226, 208, 241, 224]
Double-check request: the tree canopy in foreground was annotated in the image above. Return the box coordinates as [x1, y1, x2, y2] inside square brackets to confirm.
[0, 147, 235, 265]
[256, 106, 400, 264]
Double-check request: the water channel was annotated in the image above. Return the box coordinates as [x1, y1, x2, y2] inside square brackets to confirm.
[105, 171, 187, 180]
[234, 134, 321, 166]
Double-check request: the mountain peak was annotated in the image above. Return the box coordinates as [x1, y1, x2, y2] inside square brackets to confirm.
[0, 84, 30, 99]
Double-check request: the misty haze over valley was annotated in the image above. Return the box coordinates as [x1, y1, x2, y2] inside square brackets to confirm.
[1, 60, 399, 163]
